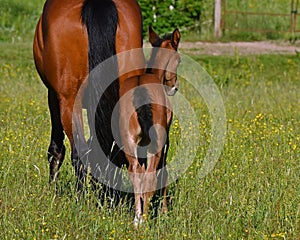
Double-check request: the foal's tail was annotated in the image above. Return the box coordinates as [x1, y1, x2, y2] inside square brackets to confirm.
[134, 87, 158, 158]
[81, 0, 121, 159]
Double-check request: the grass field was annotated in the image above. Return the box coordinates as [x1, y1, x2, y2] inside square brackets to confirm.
[1, 40, 300, 239]
[1, 0, 300, 239]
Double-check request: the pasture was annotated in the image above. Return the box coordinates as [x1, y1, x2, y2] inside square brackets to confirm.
[1, 0, 300, 239]
[1, 41, 300, 239]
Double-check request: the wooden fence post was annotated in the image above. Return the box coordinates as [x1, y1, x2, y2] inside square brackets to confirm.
[214, 0, 222, 38]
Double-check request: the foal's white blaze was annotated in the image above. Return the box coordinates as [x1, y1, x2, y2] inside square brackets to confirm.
[165, 85, 178, 96]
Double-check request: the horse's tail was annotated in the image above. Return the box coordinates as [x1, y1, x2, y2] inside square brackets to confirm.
[134, 87, 158, 163]
[81, 0, 121, 159]
[81, 0, 118, 70]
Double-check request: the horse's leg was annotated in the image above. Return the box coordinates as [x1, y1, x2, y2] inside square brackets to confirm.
[157, 139, 169, 214]
[59, 96, 88, 193]
[143, 152, 161, 218]
[126, 154, 144, 226]
[47, 89, 66, 183]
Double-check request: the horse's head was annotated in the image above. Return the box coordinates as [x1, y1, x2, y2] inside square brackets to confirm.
[147, 27, 181, 96]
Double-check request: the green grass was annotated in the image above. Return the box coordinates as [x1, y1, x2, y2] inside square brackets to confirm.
[1, 40, 300, 239]
[1, 0, 300, 239]
[0, 0, 44, 42]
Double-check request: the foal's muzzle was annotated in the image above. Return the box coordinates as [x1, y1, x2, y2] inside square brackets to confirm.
[165, 85, 178, 96]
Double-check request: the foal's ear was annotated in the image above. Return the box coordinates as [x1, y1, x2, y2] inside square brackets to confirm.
[148, 26, 160, 46]
[171, 28, 181, 49]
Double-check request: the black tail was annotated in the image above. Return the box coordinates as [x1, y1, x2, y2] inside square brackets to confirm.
[82, 0, 118, 71]
[81, 0, 124, 165]
[134, 87, 157, 164]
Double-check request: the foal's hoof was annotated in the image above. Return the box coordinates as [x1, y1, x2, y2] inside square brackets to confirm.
[133, 215, 144, 228]
[133, 214, 147, 229]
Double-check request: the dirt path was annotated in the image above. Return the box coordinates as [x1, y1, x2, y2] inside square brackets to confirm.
[178, 41, 300, 55]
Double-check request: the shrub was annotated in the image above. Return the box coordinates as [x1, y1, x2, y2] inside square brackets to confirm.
[138, 0, 206, 35]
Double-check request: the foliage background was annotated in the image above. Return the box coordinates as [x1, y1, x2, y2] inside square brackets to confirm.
[138, 0, 210, 36]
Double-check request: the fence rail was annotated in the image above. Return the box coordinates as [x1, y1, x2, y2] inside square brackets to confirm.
[220, 0, 300, 35]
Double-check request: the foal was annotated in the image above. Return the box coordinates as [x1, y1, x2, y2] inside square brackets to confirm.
[119, 27, 181, 225]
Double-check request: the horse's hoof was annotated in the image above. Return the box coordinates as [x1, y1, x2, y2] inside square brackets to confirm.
[49, 157, 61, 183]
[133, 215, 144, 228]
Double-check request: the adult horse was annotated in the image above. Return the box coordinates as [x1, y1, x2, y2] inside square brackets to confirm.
[33, 0, 145, 191]
[118, 27, 181, 225]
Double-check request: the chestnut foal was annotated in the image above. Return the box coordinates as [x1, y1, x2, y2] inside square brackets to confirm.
[119, 27, 181, 225]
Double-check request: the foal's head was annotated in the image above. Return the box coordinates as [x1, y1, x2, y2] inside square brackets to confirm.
[147, 27, 181, 96]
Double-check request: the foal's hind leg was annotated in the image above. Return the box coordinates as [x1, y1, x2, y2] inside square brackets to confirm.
[47, 89, 66, 183]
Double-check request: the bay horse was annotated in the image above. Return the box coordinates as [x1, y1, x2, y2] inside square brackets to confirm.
[33, 0, 145, 193]
[118, 27, 181, 226]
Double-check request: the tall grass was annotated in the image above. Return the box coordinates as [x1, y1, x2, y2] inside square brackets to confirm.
[0, 0, 300, 239]
[1, 41, 300, 239]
